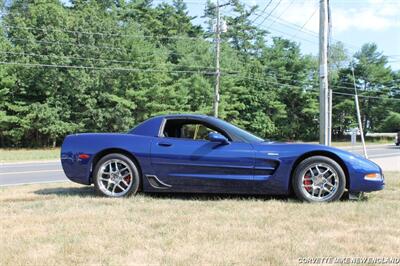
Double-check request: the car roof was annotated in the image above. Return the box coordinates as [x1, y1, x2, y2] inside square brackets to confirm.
[129, 114, 215, 137]
[157, 114, 211, 120]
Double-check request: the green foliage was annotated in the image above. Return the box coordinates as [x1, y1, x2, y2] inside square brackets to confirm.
[0, 1, 398, 147]
[380, 112, 400, 132]
[333, 43, 396, 136]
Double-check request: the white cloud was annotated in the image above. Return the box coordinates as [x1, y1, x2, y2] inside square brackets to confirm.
[248, 0, 257, 7]
[265, 0, 400, 34]
[267, 0, 320, 33]
[331, 1, 400, 33]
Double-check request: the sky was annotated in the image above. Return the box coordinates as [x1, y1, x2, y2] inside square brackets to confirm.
[164, 0, 400, 70]
[56, 0, 400, 70]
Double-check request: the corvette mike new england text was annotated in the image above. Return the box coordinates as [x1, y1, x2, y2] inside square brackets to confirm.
[298, 257, 400, 264]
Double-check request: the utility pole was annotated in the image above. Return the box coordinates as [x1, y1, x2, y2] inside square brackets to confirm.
[319, 0, 330, 145]
[328, 88, 332, 146]
[213, 0, 221, 118]
[212, 1, 229, 117]
[352, 67, 368, 158]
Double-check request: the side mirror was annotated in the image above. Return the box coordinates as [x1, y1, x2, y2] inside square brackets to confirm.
[208, 132, 230, 145]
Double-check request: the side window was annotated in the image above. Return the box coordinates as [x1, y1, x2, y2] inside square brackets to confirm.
[180, 124, 197, 139]
[162, 119, 227, 141]
[194, 124, 215, 140]
[181, 124, 215, 140]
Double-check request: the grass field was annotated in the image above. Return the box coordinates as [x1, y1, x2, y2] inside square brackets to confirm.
[0, 173, 399, 266]
[0, 148, 60, 162]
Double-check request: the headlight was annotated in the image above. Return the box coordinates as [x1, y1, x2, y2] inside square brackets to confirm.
[364, 173, 383, 180]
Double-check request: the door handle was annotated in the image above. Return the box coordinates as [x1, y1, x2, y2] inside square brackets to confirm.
[158, 142, 172, 147]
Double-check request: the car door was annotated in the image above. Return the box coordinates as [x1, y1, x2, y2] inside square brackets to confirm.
[150, 119, 255, 192]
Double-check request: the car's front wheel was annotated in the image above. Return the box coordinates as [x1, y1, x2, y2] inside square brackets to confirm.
[93, 153, 140, 197]
[292, 156, 346, 202]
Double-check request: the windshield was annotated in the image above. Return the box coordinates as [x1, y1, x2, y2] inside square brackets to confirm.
[213, 118, 264, 143]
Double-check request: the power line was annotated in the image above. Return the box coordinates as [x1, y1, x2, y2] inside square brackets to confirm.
[1, 60, 398, 101]
[5, 41, 363, 81]
[8, 37, 209, 58]
[260, 24, 317, 45]
[2, 12, 397, 89]
[246, 3, 360, 52]
[269, 13, 319, 38]
[3, 5, 362, 55]
[0, 50, 348, 90]
[0, 61, 215, 75]
[292, 4, 318, 39]
[227, 73, 319, 92]
[266, 0, 296, 29]
[7, 39, 392, 90]
[0, 51, 216, 70]
[225, 70, 400, 97]
[245, 3, 319, 39]
[4, 25, 203, 41]
[332, 91, 400, 101]
[229, 73, 400, 101]
[255, 0, 283, 28]
[242, 4, 320, 45]
[224, 63, 398, 93]
[9, 37, 143, 53]
[250, 0, 274, 24]
[152, 0, 206, 5]
[225, 6, 317, 44]
[1, 2, 390, 54]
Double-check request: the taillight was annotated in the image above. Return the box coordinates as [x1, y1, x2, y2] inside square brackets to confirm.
[78, 154, 90, 160]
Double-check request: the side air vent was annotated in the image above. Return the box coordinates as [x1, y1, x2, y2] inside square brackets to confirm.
[146, 175, 172, 190]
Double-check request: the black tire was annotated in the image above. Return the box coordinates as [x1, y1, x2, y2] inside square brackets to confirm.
[93, 153, 140, 197]
[292, 156, 346, 202]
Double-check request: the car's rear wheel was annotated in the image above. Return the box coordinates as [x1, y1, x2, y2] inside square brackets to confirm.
[292, 156, 346, 202]
[93, 153, 140, 197]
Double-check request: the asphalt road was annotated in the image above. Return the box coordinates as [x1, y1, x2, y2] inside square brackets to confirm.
[0, 144, 398, 186]
[0, 161, 67, 186]
[339, 144, 400, 158]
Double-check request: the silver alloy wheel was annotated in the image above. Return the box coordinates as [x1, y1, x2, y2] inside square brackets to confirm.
[97, 159, 134, 197]
[300, 162, 339, 201]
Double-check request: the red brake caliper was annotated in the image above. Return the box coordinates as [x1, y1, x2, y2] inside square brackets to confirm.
[304, 174, 312, 192]
[124, 175, 131, 184]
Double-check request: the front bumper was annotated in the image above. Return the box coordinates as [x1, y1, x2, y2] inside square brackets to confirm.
[346, 156, 385, 193]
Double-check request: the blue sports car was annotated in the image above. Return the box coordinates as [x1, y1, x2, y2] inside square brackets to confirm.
[61, 114, 384, 202]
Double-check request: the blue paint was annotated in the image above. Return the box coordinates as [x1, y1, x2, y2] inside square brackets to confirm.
[61, 114, 384, 195]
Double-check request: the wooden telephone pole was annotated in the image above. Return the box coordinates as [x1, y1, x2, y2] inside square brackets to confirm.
[213, 0, 221, 117]
[212, 1, 229, 118]
[319, 0, 330, 145]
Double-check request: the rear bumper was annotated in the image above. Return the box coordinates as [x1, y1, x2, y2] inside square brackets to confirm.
[61, 154, 92, 185]
[65, 175, 90, 185]
[60, 135, 93, 185]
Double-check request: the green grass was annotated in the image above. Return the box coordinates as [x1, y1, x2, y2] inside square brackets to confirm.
[0, 148, 60, 162]
[0, 172, 399, 266]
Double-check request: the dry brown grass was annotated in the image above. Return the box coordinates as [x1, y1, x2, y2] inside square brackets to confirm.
[1, 173, 399, 266]
[0, 148, 60, 162]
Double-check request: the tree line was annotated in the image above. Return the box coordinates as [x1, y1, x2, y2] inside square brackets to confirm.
[0, 0, 399, 148]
